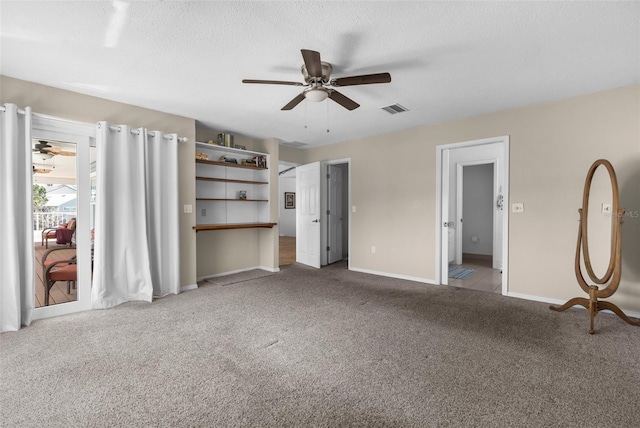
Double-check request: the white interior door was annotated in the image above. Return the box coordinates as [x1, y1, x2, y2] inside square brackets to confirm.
[327, 164, 343, 264]
[296, 162, 321, 268]
[441, 149, 451, 285]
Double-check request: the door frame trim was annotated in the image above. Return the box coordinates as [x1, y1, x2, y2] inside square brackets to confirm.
[435, 136, 510, 294]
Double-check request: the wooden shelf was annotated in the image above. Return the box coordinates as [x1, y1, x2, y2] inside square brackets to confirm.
[196, 158, 268, 170]
[194, 223, 277, 232]
[195, 176, 268, 185]
[195, 142, 266, 157]
[196, 198, 268, 202]
[195, 143, 271, 232]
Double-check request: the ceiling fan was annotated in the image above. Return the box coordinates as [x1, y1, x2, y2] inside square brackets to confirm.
[33, 165, 52, 174]
[242, 49, 392, 111]
[33, 140, 76, 157]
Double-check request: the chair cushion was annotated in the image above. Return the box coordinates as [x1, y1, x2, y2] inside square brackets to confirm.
[56, 228, 74, 244]
[49, 264, 77, 282]
[44, 260, 70, 268]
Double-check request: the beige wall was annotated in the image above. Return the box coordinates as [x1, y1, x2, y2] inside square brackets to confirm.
[1, 76, 197, 289]
[279, 144, 306, 165]
[5, 74, 638, 314]
[302, 84, 640, 313]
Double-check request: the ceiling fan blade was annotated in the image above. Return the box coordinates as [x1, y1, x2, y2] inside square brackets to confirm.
[331, 72, 392, 87]
[328, 90, 360, 111]
[242, 79, 304, 86]
[42, 147, 61, 154]
[301, 49, 322, 78]
[32, 165, 52, 174]
[58, 151, 76, 156]
[281, 92, 306, 110]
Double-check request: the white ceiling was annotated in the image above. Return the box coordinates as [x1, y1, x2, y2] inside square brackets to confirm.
[2, 1, 638, 148]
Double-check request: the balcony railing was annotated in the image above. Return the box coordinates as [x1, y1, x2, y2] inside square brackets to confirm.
[33, 211, 77, 231]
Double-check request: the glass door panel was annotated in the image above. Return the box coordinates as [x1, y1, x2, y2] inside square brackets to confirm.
[32, 139, 78, 307]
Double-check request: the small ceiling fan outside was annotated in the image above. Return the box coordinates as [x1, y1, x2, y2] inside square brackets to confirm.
[33, 140, 76, 157]
[242, 49, 392, 111]
[33, 165, 52, 174]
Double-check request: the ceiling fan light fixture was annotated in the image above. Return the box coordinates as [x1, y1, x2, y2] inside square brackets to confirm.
[304, 88, 329, 102]
[35, 152, 54, 161]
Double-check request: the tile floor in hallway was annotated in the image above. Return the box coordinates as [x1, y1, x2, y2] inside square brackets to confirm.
[449, 256, 502, 294]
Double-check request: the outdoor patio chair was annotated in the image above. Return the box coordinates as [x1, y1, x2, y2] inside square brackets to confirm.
[41, 218, 76, 249]
[42, 247, 77, 306]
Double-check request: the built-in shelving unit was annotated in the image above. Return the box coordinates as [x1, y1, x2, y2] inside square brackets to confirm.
[194, 142, 275, 232]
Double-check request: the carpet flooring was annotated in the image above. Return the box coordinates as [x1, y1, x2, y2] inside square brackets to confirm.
[1, 262, 639, 427]
[199, 269, 276, 287]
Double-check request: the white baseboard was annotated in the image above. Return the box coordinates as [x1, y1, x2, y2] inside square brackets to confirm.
[507, 291, 640, 319]
[197, 266, 279, 282]
[180, 283, 198, 292]
[350, 266, 437, 285]
[259, 266, 280, 273]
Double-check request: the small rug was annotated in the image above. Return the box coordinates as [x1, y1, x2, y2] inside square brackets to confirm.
[203, 269, 276, 286]
[448, 266, 477, 280]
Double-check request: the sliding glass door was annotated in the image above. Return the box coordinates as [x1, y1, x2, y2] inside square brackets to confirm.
[31, 116, 95, 319]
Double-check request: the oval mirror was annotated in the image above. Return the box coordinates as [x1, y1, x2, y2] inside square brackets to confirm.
[581, 160, 618, 284]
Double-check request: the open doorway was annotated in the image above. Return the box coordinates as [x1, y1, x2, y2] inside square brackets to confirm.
[436, 136, 509, 294]
[278, 162, 297, 266]
[325, 163, 349, 265]
[455, 162, 501, 293]
[293, 159, 350, 269]
[456, 162, 497, 266]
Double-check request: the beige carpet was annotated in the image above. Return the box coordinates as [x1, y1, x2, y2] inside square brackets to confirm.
[1, 262, 639, 427]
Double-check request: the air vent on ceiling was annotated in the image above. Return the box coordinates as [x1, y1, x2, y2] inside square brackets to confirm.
[280, 141, 308, 148]
[381, 103, 409, 114]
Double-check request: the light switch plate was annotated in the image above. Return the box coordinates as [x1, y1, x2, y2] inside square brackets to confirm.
[183, 204, 193, 214]
[512, 203, 524, 213]
[602, 203, 612, 214]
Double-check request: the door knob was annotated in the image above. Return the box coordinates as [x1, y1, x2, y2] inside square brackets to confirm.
[312, 219, 320, 223]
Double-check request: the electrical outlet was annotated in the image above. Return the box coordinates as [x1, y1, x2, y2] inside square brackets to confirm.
[201, 208, 206, 216]
[371, 246, 376, 253]
[512, 203, 524, 213]
[352, 205, 357, 213]
[183, 204, 192, 214]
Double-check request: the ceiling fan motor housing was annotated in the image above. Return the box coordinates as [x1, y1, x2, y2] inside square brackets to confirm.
[302, 61, 332, 84]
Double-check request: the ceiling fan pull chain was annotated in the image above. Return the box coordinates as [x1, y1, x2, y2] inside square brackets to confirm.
[326, 100, 330, 133]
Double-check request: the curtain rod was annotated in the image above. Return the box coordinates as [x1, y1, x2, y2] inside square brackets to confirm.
[108, 125, 188, 142]
[0, 106, 27, 114]
[2, 106, 188, 143]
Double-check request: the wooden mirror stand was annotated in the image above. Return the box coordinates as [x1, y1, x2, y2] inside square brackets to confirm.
[550, 159, 640, 334]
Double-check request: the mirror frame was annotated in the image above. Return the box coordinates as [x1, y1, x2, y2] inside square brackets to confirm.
[552, 159, 639, 334]
[579, 159, 620, 286]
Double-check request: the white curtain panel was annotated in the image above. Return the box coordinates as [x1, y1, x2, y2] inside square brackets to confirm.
[92, 123, 180, 309]
[0, 104, 34, 332]
[144, 130, 180, 297]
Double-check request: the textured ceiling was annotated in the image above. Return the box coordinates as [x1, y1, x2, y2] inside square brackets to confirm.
[1, 1, 638, 148]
